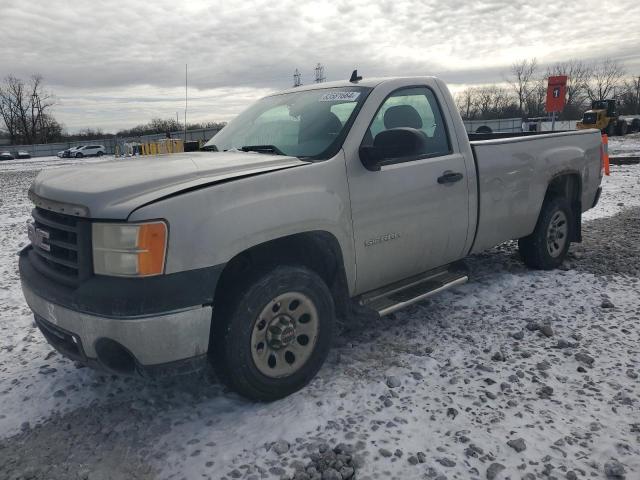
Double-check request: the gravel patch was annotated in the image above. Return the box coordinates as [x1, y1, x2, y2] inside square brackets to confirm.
[1, 158, 639, 479]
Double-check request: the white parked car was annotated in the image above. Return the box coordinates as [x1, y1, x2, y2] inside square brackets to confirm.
[73, 145, 106, 158]
[57, 146, 82, 158]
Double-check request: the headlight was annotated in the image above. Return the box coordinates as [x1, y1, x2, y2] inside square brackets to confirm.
[92, 221, 167, 277]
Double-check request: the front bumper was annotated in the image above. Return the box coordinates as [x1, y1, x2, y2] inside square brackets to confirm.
[22, 282, 212, 376]
[19, 246, 223, 376]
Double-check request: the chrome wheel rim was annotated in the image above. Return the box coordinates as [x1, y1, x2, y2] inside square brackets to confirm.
[250, 292, 319, 378]
[546, 210, 568, 258]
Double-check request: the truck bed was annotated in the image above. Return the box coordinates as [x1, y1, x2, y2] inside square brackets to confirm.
[468, 129, 602, 254]
[468, 130, 572, 141]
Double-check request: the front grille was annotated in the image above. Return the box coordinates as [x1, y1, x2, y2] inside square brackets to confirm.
[30, 207, 92, 286]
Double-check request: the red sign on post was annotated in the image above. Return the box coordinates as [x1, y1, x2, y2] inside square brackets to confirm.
[546, 75, 568, 113]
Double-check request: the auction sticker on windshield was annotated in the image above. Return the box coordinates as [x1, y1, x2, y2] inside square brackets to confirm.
[319, 91, 360, 102]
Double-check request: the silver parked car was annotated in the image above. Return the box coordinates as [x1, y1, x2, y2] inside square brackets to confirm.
[73, 145, 106, 158]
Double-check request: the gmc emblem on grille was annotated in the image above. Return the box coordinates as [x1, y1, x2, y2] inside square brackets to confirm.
[27, 222, 51, 252]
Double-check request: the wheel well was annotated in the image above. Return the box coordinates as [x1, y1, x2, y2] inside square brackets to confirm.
[544, 173, 582, 242]
[213, 231, 350, 319]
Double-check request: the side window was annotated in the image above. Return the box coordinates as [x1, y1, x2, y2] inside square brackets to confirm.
[364, 87, 451, 158]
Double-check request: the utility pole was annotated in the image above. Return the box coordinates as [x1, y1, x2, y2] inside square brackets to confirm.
[293, 69, 302, 87]
[636, 76, 640, 114]
[184, 64, 188, 142]
[314, 63, 325, 83]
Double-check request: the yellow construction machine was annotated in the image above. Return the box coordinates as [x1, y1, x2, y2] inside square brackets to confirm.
[577, 99, 640, 136]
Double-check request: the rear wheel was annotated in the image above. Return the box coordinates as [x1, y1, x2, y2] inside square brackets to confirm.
[606, 122, 615, 137]
[518, 197, 572, 270]
[211, 265, 335, 401]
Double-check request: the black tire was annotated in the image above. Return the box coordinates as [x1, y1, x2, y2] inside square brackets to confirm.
[476, 126, 492, 134]
[616, 121, 628, 136]
[606, 122, 615, 137]
[518, 196, 573, 270]
[75, 152, 83, 158]
[211, 265, 335, 401]
[97, 151, 104, 157]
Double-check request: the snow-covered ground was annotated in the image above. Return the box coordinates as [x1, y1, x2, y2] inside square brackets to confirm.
[608, 132, 640, 158]
[0, 146, 639, 480]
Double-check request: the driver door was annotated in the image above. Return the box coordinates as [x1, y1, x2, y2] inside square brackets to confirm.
[346, 86, 471, 294]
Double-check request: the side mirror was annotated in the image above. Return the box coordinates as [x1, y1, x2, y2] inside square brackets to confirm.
[359, 128, 426, 171]
[376, 128, 427, 158]
[359, 145, 384, 171]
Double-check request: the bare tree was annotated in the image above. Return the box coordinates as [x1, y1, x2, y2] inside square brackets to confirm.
[585, 58, 625, 101]
[525, 77, 548, 118]
[0, 76, 20, 142]
[39, 114, 64, 143]
[618, 76, 640, 115]
[455, 85, 520, 120]
[0, 74, 56, 144]
[507, 58, 538, 116]
[455, 88, 477, 120]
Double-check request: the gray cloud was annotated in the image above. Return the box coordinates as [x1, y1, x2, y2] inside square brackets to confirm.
[1, 0, 639, 131]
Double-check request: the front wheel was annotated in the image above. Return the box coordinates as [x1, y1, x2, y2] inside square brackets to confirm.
[97, 151, 104, 157]
[518, 197, 573, 270]
[606, 122, 615, 137]
[75, 152, 83, 158]
[212, 265, 335, 401]
[616, 121, 628, 136]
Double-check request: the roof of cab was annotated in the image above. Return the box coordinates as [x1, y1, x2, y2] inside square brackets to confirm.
[275, 76, 438, 96]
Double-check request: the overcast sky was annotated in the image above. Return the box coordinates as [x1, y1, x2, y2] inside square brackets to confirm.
[2, 0, 639, 133]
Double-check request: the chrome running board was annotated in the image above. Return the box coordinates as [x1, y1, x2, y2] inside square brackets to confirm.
[358, 267, 468, 316]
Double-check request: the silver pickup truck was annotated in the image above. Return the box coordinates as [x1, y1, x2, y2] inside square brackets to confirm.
[20, 75, 603, 400]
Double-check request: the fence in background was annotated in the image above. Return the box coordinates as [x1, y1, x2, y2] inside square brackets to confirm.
[2, 138, 117, 158]
[2, 127, 221, 158]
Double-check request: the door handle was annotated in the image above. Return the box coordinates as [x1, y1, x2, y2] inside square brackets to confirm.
[437, 171, 464, 184]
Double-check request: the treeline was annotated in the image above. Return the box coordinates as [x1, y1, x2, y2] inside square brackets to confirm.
[456, 58, 640, 121]
[59, 119, 227, 141]
[115, 118, 226, 138]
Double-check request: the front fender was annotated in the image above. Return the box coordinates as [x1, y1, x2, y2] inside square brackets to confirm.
[128, 155, 357, 293]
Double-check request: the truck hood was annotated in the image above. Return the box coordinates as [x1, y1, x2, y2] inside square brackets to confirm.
[30, 151, 309, 219]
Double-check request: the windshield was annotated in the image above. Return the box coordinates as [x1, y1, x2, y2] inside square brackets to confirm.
[204, 86, 371, 159]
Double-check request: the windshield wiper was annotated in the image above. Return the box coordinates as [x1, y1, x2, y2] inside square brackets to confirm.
[201, 144, 218, 151]
[240, 145, 285, 155]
